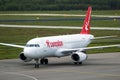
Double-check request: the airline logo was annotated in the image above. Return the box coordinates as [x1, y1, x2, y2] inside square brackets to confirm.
[46, 40, 63, 47]
[85, 22, 88, 31]
[85, 9, 91, 31]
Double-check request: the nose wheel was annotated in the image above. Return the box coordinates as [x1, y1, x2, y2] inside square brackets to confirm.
[34, 58, 48, 68]
[35, 59, 39, 68]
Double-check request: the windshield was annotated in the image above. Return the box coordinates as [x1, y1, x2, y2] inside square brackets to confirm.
[26, 44, 40, 47]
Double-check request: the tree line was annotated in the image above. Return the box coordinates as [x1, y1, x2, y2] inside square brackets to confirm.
[0, 0, 120, 11]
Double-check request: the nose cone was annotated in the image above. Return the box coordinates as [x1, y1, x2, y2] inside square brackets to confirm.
[24, 38, 42, 58]
[24, 47, 39, 58]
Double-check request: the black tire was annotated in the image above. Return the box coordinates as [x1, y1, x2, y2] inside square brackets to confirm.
[40, 59, 44, 64]
[74, 62, 78, 64]
[35, 64, 39, 68]
[40, 59, 48, 64]
[35, 64, 37, 68]
[44, 59, 48, 64]
[79, 62, 82, 65]
[74, 62, 82, 65]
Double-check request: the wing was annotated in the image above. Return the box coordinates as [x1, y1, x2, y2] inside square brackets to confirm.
[81, 44, 120, 50]
[94, 35, 117, 39]
[0, 43, 24, 48]
[59, 44, 120, 55]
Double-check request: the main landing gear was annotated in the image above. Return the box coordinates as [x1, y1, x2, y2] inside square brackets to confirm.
[40, 58, 48, 64]
[34, 58, 48, 68]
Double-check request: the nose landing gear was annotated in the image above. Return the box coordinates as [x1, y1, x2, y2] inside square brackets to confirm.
[34, 58, 48, 68]
[35, 59, 39, 68]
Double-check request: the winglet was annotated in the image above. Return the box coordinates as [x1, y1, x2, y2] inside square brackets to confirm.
[80, 6, 92, 34]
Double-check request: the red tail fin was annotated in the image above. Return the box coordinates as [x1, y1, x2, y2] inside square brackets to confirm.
[80, 6, 92, 34]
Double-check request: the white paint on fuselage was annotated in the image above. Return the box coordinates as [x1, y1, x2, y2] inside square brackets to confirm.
[24, 34, 94, 58]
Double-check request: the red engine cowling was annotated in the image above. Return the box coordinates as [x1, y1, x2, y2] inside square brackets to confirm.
[19, 52, 32, 62]
[71, 52, 87, 62]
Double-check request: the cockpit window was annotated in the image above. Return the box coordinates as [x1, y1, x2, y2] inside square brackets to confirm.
[26, 44, 40, 47]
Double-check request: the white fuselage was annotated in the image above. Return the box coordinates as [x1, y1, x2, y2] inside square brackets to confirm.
[24, 34, 94, 58]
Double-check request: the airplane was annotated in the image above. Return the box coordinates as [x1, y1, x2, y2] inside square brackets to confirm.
[0, 6, 120, 68]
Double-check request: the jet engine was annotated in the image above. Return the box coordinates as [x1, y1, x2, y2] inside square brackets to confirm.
[71, 52, 87, 62]
[19, 52, 32, 62]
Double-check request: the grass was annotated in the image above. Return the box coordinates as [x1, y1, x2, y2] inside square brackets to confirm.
[0, 27, 120, 59]
[0, 20, 120, 27]
[0, 10, 120, 15]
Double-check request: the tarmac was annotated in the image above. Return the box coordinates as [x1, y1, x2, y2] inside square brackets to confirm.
[0, 52, 120, 80]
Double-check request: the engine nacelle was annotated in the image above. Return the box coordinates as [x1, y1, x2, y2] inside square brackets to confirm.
[19, 52, 32, 62]
[71, 52, 87, 62]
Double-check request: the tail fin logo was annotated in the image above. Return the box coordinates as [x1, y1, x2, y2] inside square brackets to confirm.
[85, 10, 91, 31]
[85, 22, 89, 31]
[80, 6, 92, 34]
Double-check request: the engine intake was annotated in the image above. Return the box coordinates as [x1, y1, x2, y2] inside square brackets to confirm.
[19, 52, 32, 62]
[71, 52, 87, 62]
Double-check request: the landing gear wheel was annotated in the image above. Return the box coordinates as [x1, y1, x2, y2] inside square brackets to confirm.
[40, 58, 48, 64]
[74, 62, 82, 65]
[44, 59, 48, 64]
[35, 64, 39, 68]
[74, 62, 78, 64]
[79, 62, 82, 65]
[40, 59, 44, 64]
[34, 59, 39, 68]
